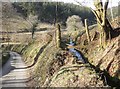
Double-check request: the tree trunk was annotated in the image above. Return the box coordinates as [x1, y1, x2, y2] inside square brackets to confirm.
[93, 0, 113, 48]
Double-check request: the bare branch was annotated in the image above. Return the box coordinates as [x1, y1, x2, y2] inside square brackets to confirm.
[74, 0, 103, 26]
[92, 10, 103, 26]
[74, 0, 94, 11]
[94, 0, 103, 9]
[104, 0, 109, 10]
[102, 0, 109, 26]
[74, 0, 83, 6]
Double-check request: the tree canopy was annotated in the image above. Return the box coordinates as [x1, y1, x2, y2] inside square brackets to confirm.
[12, 2, 95, 25]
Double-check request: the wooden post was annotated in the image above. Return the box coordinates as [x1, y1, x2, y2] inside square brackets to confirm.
[85, 19, 91, 43]
[56, 23, 61, 48]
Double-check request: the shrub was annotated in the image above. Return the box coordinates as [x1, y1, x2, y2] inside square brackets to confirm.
[66, 15, 84, 31]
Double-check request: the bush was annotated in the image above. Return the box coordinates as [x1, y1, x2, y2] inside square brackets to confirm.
[66, 15, 84, 31]
[65, 15, 85, 41]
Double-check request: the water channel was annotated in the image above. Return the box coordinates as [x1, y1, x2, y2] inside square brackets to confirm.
[68, 38, 85, 63]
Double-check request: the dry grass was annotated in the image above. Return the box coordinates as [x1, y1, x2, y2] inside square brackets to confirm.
[2, 18, 32, 32]
[36, 23, 54, 30]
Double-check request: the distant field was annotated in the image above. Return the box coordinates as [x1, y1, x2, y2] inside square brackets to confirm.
[1, 15, 55, 43]
[2, 18, 32, 32]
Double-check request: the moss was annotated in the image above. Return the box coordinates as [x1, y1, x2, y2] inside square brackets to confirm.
[33, 41, 62, 86]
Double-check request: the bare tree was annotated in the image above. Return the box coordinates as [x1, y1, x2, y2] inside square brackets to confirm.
[93, 0, 113, 48]
[75, 0, 113, 48]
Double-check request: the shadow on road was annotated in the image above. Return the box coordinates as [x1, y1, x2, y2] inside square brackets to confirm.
[0, 66, 16, 77]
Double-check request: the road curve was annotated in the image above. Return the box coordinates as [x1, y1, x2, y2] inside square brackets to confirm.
[0, 52, 30, 88]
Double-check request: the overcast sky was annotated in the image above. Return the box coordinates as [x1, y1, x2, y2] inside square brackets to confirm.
[2, 0, 119, 8]
[52, 0, 119, 8]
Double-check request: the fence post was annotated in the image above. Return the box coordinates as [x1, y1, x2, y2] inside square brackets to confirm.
[85, 19, 91, 43]
[56, 23, 61, 48]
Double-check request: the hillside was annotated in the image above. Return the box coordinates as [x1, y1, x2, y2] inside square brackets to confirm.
[1, 1, 120, 88]
[2, 2, 32, 32]
[10, 25, 120, 88]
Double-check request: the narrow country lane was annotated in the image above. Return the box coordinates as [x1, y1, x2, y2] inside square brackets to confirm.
[0, 52, 30, 88]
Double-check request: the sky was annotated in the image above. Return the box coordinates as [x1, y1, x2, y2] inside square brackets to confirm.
[2, 0, 119, 8]
[51, 0, 119, 8]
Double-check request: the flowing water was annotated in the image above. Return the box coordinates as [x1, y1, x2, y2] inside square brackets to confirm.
[68, 39, 85, 63]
